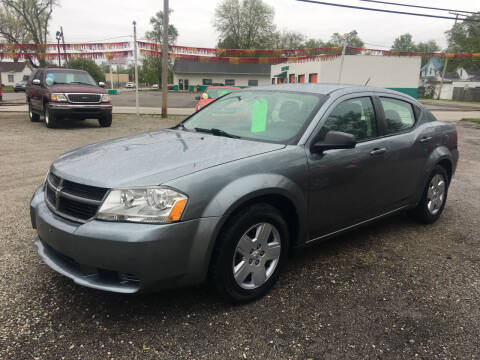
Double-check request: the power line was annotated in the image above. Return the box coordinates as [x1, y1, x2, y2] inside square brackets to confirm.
[358, 0, 478, 16]
[296, 0, 480, 22]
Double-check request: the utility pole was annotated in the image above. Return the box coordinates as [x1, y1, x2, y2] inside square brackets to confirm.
[337, 38, 347, 83]
[437, 13, 460, 100]
[133, 21, 139, 117]
[161, 0, 169, 118]
[109, 63, 114, 90]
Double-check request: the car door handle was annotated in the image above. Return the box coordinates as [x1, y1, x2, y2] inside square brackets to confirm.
[370, 148, 387, 156]
[420, 136, 433, 143]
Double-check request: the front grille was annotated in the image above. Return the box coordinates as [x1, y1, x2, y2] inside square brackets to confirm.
[67, 94, 101, 103]
[45, 172, 109, 222]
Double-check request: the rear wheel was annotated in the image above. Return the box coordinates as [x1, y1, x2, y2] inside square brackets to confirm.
[44, 105, 57, 128]
[409, 165, 449, 224]
[98, 113, 112, 127]
[211, 204, 289, 304]
[28, 102, 40, 122]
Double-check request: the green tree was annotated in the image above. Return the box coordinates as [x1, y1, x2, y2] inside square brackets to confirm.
[446, 14, 480, 72]
[328, 30, 364, 48]
[391, 33, 415, 52]
[415, 40, 440, 53]
[303, 38, 325, 48]
[145, 9, 179, 45]
[273, 30, 305, 49]
[65, 58, 105, 83]
[214, 0, 276, 49]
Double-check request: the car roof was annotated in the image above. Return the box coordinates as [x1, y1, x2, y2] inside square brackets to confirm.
[38, 68, 88, 73]
[248, 83, 419, 103]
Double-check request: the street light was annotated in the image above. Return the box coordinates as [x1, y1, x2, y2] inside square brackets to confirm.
[55, 30, 62, 67]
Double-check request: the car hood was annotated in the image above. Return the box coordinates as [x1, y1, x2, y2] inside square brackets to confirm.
[47, 84, 106, 94]
[51, 129, 285, 188]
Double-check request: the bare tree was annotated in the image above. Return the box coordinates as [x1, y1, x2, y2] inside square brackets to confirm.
[0, 0, 58, 66]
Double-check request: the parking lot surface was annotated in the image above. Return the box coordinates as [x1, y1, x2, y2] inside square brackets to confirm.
[0, 113, 479, 359]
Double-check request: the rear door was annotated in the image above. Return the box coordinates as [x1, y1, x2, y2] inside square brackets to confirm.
[306, 93, 390, 239]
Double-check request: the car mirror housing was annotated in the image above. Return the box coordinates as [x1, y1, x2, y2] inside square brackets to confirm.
[98, 82, 106, 88]
[32, 79, 41, 85]
[311, 131, 356, 153]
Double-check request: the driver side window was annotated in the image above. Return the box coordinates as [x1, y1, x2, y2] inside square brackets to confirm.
[322, 97, 378, 142]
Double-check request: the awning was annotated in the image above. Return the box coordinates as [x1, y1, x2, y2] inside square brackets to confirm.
[274, 71, 287, 78]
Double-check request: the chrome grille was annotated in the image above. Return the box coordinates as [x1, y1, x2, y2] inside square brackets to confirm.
[45, 172, 108, 222]
[66, 93, 102, 103]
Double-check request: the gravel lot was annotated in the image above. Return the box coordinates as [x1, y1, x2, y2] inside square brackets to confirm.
[0, 113, 479, 359]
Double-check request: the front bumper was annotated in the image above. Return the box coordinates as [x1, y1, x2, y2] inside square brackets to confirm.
[30, 186, 220, 293]
[49, 103, 112, 119]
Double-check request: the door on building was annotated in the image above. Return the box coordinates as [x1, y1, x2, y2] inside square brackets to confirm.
[309, 73, 318, 83]
[298, 74, 305, 83]
[178, 79, 184, 91]
[289, 74, 295, 83]
[184, 79, 189, 91]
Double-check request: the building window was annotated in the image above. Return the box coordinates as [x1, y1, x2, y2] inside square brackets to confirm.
[225, 79, 235, 86]
[272, 78, 276, 84]
[248, 79, 258, 86]
[309, 73, 318, 83]
[298, 74, 305, 83]
[8, 74, 14, 82]
[202, 79, 212, 85]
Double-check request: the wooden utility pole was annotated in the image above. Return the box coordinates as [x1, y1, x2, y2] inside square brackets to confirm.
[337, 38, 347, 84]
[161, 0, 169, 118]
[133, 21, 139, 117]
[437, 57, 449, 100]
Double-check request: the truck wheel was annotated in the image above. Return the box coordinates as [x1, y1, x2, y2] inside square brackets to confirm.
[44, 105, 57, 128]
[29, 102, 40, 122]
[211, 203, 289, 304]
[98, 113, 112, 127]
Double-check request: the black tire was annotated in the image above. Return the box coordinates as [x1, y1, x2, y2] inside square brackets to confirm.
[44, 105, 57, 128]
[409, 165, 449, 224]
[211, 203, 289, 304]
[98, 113, 112, 127]
[28, 102, 40, 122]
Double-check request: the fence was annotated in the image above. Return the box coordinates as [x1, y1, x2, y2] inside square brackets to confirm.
[452, 87, 480, 102]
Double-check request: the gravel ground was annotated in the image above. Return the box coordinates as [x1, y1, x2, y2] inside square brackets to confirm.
[0, 113, 479, 359]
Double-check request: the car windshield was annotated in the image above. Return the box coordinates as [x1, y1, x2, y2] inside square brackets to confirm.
[205, 88, 238, 99]
[183, 90, 324, 144]
[44, 71, 97, 86]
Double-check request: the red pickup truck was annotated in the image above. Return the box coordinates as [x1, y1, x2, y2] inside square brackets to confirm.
[25, 68, 112, 128]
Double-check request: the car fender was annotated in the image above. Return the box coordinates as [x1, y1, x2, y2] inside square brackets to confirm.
[413, 145, 453, 204]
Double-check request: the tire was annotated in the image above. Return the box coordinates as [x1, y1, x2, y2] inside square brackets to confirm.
[98, 113, 112, 127]
[28, 102, 40, 122]
[211, 203, 289, 304]
[44, 105, 57, 128]
[409, 165, 449, 224]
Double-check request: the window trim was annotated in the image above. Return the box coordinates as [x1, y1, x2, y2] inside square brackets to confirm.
[376, 96, 418, 137]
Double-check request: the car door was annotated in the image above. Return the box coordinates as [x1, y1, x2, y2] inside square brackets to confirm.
[30, 70, 44, 111]
[368, 95, 428, 212]
[306, 94, 390, 240]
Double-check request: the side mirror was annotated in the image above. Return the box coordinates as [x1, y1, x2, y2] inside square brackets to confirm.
[98, 82, 105, 88]
[311, 131, 356, 153]
[195, 96, 200, 100]
[32, 79, 41, 85]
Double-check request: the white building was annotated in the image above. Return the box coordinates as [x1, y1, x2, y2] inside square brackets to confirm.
[0, 62, 32, 86]
[271, 55, 421, 98]
[172, 60, 270, 91]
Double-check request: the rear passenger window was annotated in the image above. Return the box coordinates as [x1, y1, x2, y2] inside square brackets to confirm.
[322, 97, 378, 142]
[380, 98, 415, 134]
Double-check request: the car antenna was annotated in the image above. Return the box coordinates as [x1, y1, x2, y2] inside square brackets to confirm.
[364, 77, 371, 86]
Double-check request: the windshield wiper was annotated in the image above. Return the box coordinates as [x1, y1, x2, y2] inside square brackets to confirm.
[194, 127, 241, 139]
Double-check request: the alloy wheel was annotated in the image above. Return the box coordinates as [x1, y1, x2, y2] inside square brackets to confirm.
[427, 174, 445, 215]
[232, 222, 281, 290]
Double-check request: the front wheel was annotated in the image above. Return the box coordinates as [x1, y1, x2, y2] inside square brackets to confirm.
[98, 113, 112, 127]
[44, 105, 57, 128]
[409, 165, 449, 224]
[211, 204, 289, 304]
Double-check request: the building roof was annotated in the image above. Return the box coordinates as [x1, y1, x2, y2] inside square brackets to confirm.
[421, 57, 442, 72]
[0, 62, 27, 72]
[173, 60, 270, 76]
[444, 71, 460, 80]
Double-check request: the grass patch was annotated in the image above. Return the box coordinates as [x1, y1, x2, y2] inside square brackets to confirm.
[461, 118, 480, 124]
[1, 86, 14, 92]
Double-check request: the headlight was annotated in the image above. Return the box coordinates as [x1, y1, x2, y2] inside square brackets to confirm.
[96, 187, 188, 224]
[50, 93, 67, 102]
[101, 94, 111, 103]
